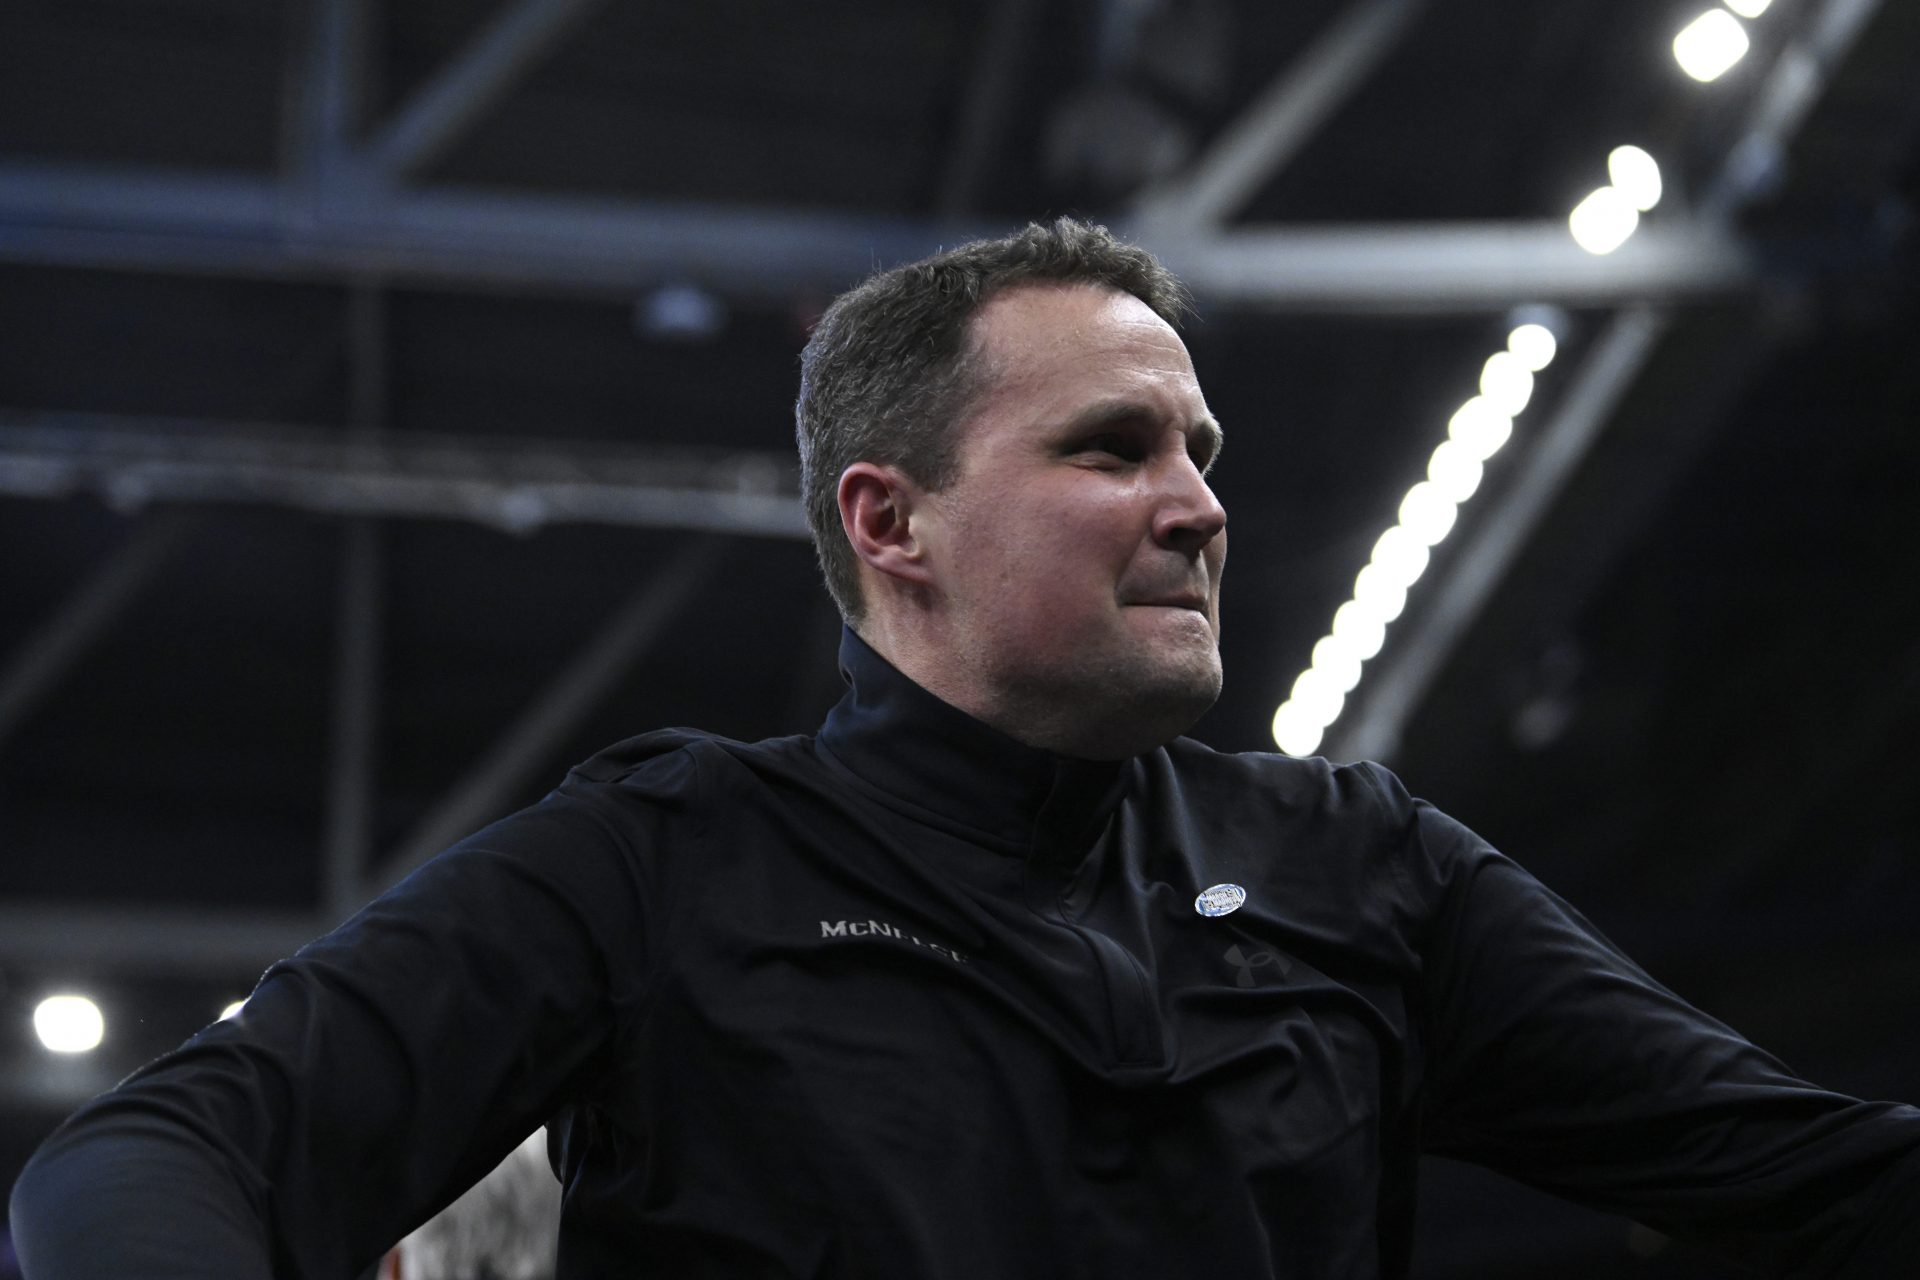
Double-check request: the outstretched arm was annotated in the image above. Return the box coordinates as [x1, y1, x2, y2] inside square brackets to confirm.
[1399, 784, 1920, 1274]
[9, 758, 681, 1279]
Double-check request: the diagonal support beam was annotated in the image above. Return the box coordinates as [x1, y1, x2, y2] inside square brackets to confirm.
[1324, 0, 1889, 762]
[0, 511, 195, 752]
[322, 519, 383, 918]
[1328, 307, 1670, 762]
[369, 536, 725, 898]
[365, 0, 606, 183]
[1132, 0, 1428, 231]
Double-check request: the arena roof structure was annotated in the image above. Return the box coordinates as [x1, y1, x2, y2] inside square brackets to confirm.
[3, 1, 1917, 1273]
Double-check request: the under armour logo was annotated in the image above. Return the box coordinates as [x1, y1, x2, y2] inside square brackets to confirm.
[1223, 943, 1291, 988]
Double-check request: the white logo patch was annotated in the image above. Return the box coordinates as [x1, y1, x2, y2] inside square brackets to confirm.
[1194, 883, 1247, 917]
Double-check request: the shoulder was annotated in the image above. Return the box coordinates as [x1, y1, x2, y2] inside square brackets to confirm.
[568, 727, 816, 781]
[1155, 737, 1420, 833]
[564, 727, 717, 787]
[1150, 740, 1488, 919]
[553, 726, 823, 831]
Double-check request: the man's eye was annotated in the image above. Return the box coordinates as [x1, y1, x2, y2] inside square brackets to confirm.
[1080, 434, 1142, 461]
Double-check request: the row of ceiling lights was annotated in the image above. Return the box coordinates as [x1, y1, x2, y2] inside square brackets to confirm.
[1269, 0, 1779, 757]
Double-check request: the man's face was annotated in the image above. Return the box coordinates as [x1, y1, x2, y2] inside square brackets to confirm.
[915, 282, 1227, 758]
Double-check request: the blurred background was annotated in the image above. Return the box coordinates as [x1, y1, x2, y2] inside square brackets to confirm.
[2, 0, 1917, 1274]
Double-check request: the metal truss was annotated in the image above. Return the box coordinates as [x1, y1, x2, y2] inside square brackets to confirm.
[0, 537, 730, 992]
[0, 0, 1890, 998]
[1133, 0, 1431, 232]
[0, 0, 1772, 312]
[367, 536, 726, 898]
[0, 411, 805, 538]
[1329, 0, 1893, 762]
[0, 158, 1763, 311]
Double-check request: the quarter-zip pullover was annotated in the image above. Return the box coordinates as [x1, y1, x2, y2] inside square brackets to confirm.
[13, 630, 1920, 1277]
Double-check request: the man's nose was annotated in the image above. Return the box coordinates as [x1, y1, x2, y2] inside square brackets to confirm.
[1153, 460, 1227, 553]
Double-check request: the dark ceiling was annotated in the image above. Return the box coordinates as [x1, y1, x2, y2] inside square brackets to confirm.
[3, 0, 1918, 1275]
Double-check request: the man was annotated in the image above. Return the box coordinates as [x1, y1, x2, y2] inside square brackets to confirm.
[11, 220, 1920, 1277]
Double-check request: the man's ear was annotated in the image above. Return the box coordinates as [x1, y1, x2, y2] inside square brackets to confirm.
[837, 462, 936, 592]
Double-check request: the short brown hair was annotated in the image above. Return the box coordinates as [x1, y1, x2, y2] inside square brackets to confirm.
[794, 217, 1191, 623]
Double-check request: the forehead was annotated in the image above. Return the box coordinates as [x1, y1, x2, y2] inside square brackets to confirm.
[966, 282, 1191, 377]
[959, 283, 1203, 428]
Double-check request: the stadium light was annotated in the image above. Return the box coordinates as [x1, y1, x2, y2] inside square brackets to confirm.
[1568, 186, 1640, 254]
[34, 994, 104, 1053]
[1607, 145, 1664, 211]
[1506, 323, 1558, 371]
[1673, 9, 1750, 82]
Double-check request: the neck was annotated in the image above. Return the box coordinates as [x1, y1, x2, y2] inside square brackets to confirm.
[851, 616, 1178, 762]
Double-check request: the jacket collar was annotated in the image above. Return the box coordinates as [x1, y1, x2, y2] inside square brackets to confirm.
[817, 627, 1133, 858]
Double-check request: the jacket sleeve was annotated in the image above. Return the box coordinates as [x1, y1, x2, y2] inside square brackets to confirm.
[8, 747, 696, 1280]
[1386, 768, 1920, 1277]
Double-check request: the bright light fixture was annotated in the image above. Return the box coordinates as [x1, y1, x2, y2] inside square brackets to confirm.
[1723, 0, 1771, 18]
[1569, 185, 1640, 255]
[1310, 634, 1364, 694]
[34, 994, 104, 1053]
[1673, 9, 1750, 82]
[1331, 600, 1387, 660]
[1398, 481, 1460, 547]
[1427, 439, 1486, 503]
[1448, 397, 1515, 462]
[1369, 526, 1432, 591]
[1507, 323, 1558, 371]
[1352, 564, 1409, 624]
[1479, 351, 1536, 416]
[1289, 668, 1347, 728]
[1271, 701, 1325, 757]
[1608, 145, 1664, 211]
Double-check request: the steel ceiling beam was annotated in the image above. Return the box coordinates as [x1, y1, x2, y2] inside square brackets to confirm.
[1148, 221, 1754, 311]
[935, 0, 1041, 218]
[1133, 0, 1429, 231]
[322, 519, 384, 918]
[284, 0, 368, 191]
[0, 412, 807, 538]
[319, 284, 390, 919]
[0, 161, 1763, 310]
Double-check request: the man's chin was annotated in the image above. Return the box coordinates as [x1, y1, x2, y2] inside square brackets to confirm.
[1111, 653, 1223, 748]
[991, 638, 1222, 757]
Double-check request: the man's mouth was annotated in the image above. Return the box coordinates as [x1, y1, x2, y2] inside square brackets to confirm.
[1130, 594, 1209, 612]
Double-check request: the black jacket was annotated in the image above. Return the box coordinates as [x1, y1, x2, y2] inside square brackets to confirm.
[13, 629, 1920, 1277]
